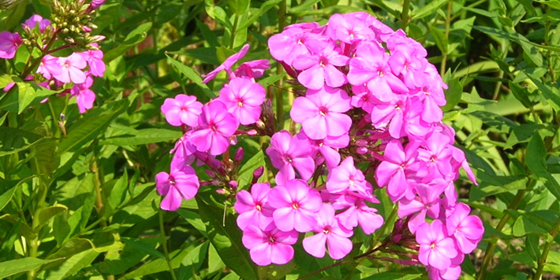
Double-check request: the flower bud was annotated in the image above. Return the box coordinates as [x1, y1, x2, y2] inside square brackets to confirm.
[205, 170, 216, 178]
[356, 147, 368, 155]
[247, 129, 257, 136]
[234, 147, 244, 162]
[229, 181, 238, 190]
[90, 0, 105, 10]
[82, 26, 92, 33]
[356, 139, 368, 147]
[255, 120, 265, 129]
[251, 166, 264, 184]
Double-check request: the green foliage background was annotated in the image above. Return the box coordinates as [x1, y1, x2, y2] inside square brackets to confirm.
[1, 0, 560, 279]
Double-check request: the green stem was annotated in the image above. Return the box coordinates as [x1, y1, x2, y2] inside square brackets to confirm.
[159, 210, 178, 280]
[400, 0, 411, 30]
[27, 177, 48, 280]
[20, 29, 60, 79]
[230, 15, 239, 49]
[371, 204, 398, 250]
[440, 2, 453, 75]
[274, 0, 287, 131]
[534, 215, 560, 280]
[477, 181, 534, 279]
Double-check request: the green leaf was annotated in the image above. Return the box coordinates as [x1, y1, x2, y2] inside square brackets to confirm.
[120, 246, 192, 279]
[44, 249, 99, 280]
[0, 127, 42, 157]
[122, 237, 165, 259]
[429, 24, 448, 54]
[411, 0, 452, 20]
[166, 54, 214, 99]
[30, 139, 59, 176]
[58, 100, 127, 155]
[0, 182, 18, 212]
[536, 0, 560, 10]
[512, 214, 549, 237]
[505, 124, 549, 149]
[37, 205, 67, 230]
[177, 241, 209, 280]
[527, 133, 560, 200]
[16, 82, 57, 114]
[469, 174, 528, 201]
[441, 78, 462, 111]
[104, 22, 153, 63]
[100, 128, 183, 146]
[508, 82, 533, 109]
[108, 171, 128, 209]
[177, 208, 207, 237]
[238, 0, 282, 30]
[288, 0, 321, 15]
[473, 26, 543, 67]
[228, 0, 249, 16]
[525, 72, 560, 112]
[0, 258, 61, 278]
[196, 194, 258, 279]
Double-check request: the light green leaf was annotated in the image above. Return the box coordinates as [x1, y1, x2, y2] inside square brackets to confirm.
[0, 258, 61, 279]
[429, 24, 448, 55]
[0, 182, 18, 212]
[109, 171, 128, 210]
[527, 133, 560, 200]
[411, 0, 452, 20]
[44, 249, 99, 280]
[122, 237, 165, 259]
[238, 0, 282, 30]
[100, 128, 182, 146]
[177, 241, 209, 280]
[104, 22, 153, 63]
[166, 54, 214, 99]
[37, 205, 67, 230]
[228, 0, 249, 16]
[512, 215, 549, 237]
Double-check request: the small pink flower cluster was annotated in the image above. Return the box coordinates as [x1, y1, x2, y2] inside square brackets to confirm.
[156, 44, 269, 211]
[1, 6, 106, 113]
[158, 12, 483, 279]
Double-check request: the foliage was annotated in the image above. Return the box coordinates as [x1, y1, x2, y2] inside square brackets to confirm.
[1, 0, 560, 279]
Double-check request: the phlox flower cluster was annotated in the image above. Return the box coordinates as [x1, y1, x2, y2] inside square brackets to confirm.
[157, 12, 483, 279]
[1, 1, 106, 114]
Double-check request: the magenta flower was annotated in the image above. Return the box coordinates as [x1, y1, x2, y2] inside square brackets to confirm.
[417, 132, 453, 181]
[293, 40, 349, 90]
[170, 132, 197, 170]
[234, 183, 274, 230]
[291, 86, 352, 140]
[155, 165, 200, 211]
[70, 75, 96, 113]
[23, 15, 51, 32]
[416, 220, 458, 271]
[326, 13, 374, 44]
[268, 26, 317, 66]
[335, 196, 383, 234]
[161, 94, 203, 127]
[398, 179, 448, 233]
[446, 203, 484, 254]
[79, 49, 106, 77]
[54, 53, 88, 84]
[327, 156, 371, 197]
[242, 225, 298, 266]
[375, 140, 419, 201]
[234, 59, 270, 79]
[202, 44, 249, 83]
[302, 204, 353, 259]
[190, 100, 239, 155]
[37, 55, 62, 80]
[218, 77, 266, 125]
[266, 130, 315, 182]
[0, 31, 22, 59]
[268, 179, 322, 232]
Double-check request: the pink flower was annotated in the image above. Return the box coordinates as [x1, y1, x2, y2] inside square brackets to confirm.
[37, 55, 62, 80]
[79, 49, 106, 77]
[326, 13, 374, 44]
[268, 27, 316, 66]
[23, 15, 51, 32]
[234, 183, 274, 230]
[190, 100, 239, 155]
[302, 204, 353, 259]
[266, 130, 315, 183]
[70, 75, 96, 113]
[398, 179, 448, 233]
[54, 53, 88, 84]
[242, 225, 298, 266]
[375, 140, 419, 202]
[0, 31, 22, 59]
[416, 220, 458, 271]
[446, 203, 484, 254]
[156, 165, 200, 211]
[268, 179, 322, 232]
[291, 86, 352, 140]
[218, 77, 266, 125]
[327, 156, 372, 197]
[234, 59, 270, 79]
[335, 196, 383, 234]
[161, 94, 203, 127]
[293, 40, 349, 90]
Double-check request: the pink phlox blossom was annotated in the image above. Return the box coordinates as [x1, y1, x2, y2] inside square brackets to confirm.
[23, 15, 51, 32]
[401, 98, 432, 137]
[302, 131, 349, 170]
[79, 49, 106, 77]
[218, 77, 266, 125]
[267, 179, 322, 232]
[335, 195, 383, 234]
[170, 132, 197, 169]
[369, 95, 407, 138]
[445, 203, 484, 254]
[37, 54, 62, 80]
[161, 94, 203, 127]
[242, 224, 298, 266]
[326, 13, 375, 44]
[54, 53, 88, 84]
[291, 86, 352, 140]
[386, 30, 427, 59]
[292, 40, 349, 90]
[375, 139, 419, 202]
[234, 59, 270, 79]
[70, 74, 96, 113]
[416, 220, 458, 271]
[302, 204, 353, 259]
[347, 41, 408, 102]
[369, 17, 396, 42]
[155, 164, 200, 211]
[327, 156, 372, 198]
[266, 130, 315, 182]
[190, 100, 239, 155]
[449, 145, 478, 185]
[202, 44, 249, 83]
[0, 31, 22, 59]
[398, 179, 448, 233]
[427, 254, 464, 280]
[268, 26, 319, 66]
[417, 132, 454, 181]
[234, 182, 274, 230]
[416, 64, 447, 123]
[388, 45, 428, 89]
[350, 84, 377, 113]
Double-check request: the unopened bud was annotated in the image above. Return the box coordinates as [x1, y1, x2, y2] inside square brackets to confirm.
[356, 147, 368, 155]
[234, 148, 244, 162]
[205, 170, 216, 178]
[89, 35, 105, 43]
[229, 181, 238, 190]
[216, 189, 226, 195]
[356, 139, 368, 147]
[82, 26, 92, 33]
[256, 120, 265, 129]
[247, 129, 257, 136]
[252, 166, 264, 184]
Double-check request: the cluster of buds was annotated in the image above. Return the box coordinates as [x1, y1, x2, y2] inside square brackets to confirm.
[50, 0, 105, 49]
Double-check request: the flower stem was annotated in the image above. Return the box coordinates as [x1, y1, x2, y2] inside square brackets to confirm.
[534, 214, 560, 280]
[440, 2, 453, 75]
[400, 0, 411, 30]
[159, 210, 178, 280]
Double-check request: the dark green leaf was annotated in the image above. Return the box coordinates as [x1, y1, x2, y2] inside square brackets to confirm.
[122, 237, 165, 259]
[100, 128, 182, 146]
[166, 54, 214, 99]
[441, 78, 462, 111]
[0, 127, 42, 157]
[428, 24, 448, 55]
[37, 205, 67, 230]
[44, 249, 99, 280]
[527, 133, 560, 200]
[104, 22, 153, 63]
